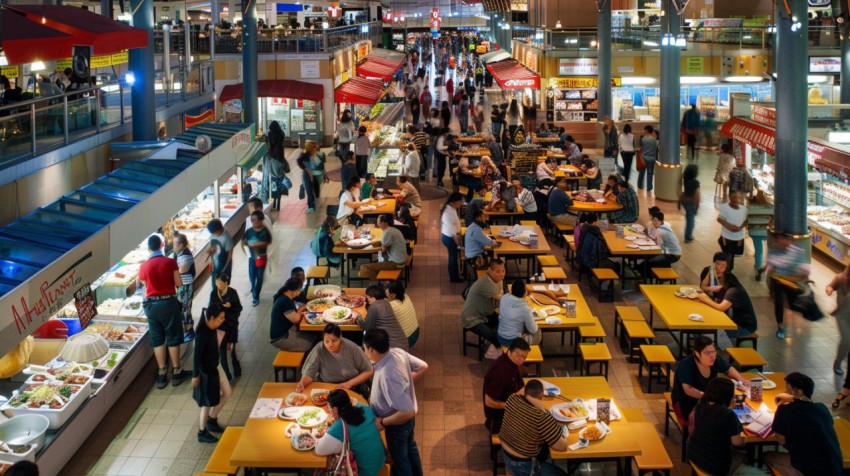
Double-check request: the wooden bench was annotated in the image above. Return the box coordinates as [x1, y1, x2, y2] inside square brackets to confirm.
[639, 344, 676, 393]
[306, 265, 330, 285]
[735, 331, 759, 350]
[650, 267, 680, 284]
[490, 434, 503, 476]
[204, 426, 244, 475]
[564, 235, 578, 273]
[502, 345, 544, 376]
[579, 342, 611, 378]
[520, 220, 537, 226]
[591, 268, 618, 302]
[726, 347, 767, 372]
[664, 391, 689, 462]
[376, 268, 403, 282]
[634, 424, 673, 475]
[463, 327, 485, 361]
[578, 318, 606, 342]
[536, 255, 558, 276]
[273, 351, 305, 382]
[614, 306, 646, 345]
[541, 266, 567, 284]
[622, 320, 655, 363]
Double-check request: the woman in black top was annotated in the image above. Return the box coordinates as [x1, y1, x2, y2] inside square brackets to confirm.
[192, 304, 231, 443]
[209, 274, 243, 381]
[693, 272, 758, 340]
[687, 378, 745, 475]
[679, 164, 700, 242]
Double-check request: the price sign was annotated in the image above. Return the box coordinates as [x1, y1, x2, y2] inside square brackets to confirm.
[73, 283, 97, 329]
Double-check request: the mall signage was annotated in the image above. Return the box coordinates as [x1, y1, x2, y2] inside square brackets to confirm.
[810, 57, 841, 73]
[558, 58, 598, 76]
[752, 105, 776, 128]
[504, 78, 540, 88]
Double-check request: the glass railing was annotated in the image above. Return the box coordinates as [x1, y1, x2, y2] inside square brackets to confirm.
[213, 21, 382, 54]
[0, 60, 213, 169]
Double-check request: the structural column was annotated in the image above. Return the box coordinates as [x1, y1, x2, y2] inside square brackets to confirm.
[129, 0, 156, 141]
[596, 0, 612, 121]
[774, 0, 809, 238]
[241, 0, 258, 127]
[654, 0, 682, 201]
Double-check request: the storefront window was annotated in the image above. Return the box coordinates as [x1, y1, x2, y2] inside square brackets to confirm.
[260, 98, 323, 140]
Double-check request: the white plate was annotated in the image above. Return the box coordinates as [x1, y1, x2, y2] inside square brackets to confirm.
[626, 244, 639, 249]
[322, 306, 353, 324]
[545, 316, 563, 325]
[346, 238, 373, 248]
[688, 313, 705, 321]
[279, 406, 305, 420]
[579, 423, 608, 441]
[761, 379, 777, 390]
[312, 285, 342, 299]
[519, 240, 531, 246]
[285, 392, 307, 407]
[551, 400, 590, 422]
[624, 236, 637, 241]
[567, 419, 588, 431]
[296, 408, 328, 428]
[532, 310, 545, 321]
[540, 305, 562, 316]
[291, 433, 317, 451]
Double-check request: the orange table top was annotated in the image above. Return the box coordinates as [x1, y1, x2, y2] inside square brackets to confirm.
[490, 225, 552, 256]
[569, 198, 623, 214]
[602, 230, 661, 256]
[299, 288, 366, 332]
[640, 284, 738, 331]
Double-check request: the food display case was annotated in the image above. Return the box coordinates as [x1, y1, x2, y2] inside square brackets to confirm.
[0, 123, 265, 475]
[367, 148, 403, 180]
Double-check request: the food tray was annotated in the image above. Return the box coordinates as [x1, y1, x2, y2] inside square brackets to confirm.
[1, 381, 92, 429]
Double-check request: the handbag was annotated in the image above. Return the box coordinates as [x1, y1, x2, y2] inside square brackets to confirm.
[254, 255, 267, 267]
[317, 421, 358, 476]
[636, 150, 647, 171]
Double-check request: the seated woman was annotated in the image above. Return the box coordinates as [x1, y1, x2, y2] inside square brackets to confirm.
[686, 378, 745, 476]
[394, 204, 418, 241]
[479, 155, 502, 183]
[580, 156, 602, 190]
[386, 281, 420, 348]
[310, 213, 341, 267]
[316, 390, 387, 476]
[497, 280, 541, 348]
[269, 279, 318, 352]
[296, 324, 374, 397]
[694, 272, 757, 341]
[671, 336, 748, 426]
[489, 180, 517, 212]
[700, 252, 730, 300]
[337, 177, 369, 226]
[602, 174, 621, 199]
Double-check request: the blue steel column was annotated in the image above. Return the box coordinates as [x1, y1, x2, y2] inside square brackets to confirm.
[129, 0, 156, 141]
[774, 0, 809, 237]
[596, 0, 612, 121]
[242, 0, 258, 127]
[654, 0, 682, 201]
[842, 31, 850, 104]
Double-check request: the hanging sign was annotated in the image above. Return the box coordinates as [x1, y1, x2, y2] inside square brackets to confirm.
[73, 283, 97, 330]
[685, 57, 705, 74]
[0, 66, 18, 79]
[430, 7, 441, 39]
[328, 2, 341, 18]
[550, 77, 621, 89]
[90, 55, 113, 69]
[301, 60, 321, 79]
[110, 51, 129, 65]
[558, 58, 598, 76]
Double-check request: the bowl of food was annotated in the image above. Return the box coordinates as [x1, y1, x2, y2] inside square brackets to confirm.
[311, 389, 330, 406]
[579, 424, 606, 441]
[285, 392, 307, 407]
[59, 333, 109, 363]
[322, 306, 352, 324]
[296, 408, 328, 428]
[291, 432, 317, 451]
[0, 414, 50, 448]
[305, 299, 335, 313]
[551, 400, 589, 422]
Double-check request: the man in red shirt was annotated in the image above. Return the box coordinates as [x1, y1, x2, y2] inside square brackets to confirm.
[138, 235, 192, 389]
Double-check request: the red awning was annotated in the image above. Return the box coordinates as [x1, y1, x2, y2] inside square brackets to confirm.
[356, 55, 401, 82]
[808, 138, 850, 178]
[720, 117, 776, 156]
[335, 77, 385, 105]
[486, 59, 540, 90]
[1, 10, 75, 65]
[219, 80, 325, 103]
[7, 6, 147, 56]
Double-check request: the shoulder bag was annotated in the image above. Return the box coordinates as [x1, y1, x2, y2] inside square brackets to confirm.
[636, 148, 647, 171]
[319, 421, 358, 476]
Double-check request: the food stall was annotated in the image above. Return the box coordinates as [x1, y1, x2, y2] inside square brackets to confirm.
[0, 123, 264, 475]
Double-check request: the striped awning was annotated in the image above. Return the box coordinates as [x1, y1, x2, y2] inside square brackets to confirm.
[486, 59, 540, 90]
[237, 141, 269, 170]
[335, 77, 385, 105]
[356, 55, 402, 82]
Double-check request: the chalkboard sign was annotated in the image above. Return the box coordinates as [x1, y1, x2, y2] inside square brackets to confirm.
[74, 283, 97, 329]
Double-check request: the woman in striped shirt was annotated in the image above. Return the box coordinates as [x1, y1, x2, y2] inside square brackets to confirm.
[386, 281, 420, 349]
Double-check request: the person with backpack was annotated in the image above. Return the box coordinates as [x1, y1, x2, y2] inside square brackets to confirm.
[266, 121, 289, 211]
[576, 213, 619, 292]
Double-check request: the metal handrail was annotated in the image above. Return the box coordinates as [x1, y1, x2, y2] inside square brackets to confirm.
[212, 21, 382, 54]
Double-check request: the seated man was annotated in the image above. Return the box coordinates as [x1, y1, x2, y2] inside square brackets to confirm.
[483, 338, 529, 434]
[464, 208, 498, 265]
[576, 213, 619, 290]
[499, 379, 569, 476]
[608, 180, 639, 224]
[536, 159, 556, 187]
[764, 372, 842, 476]
[645, 211, 682, 270]
[358, 214, 408, 280]
[497, 280, 541, 347]
[461, 259, 506, 359]
[547, 177, 574, 226]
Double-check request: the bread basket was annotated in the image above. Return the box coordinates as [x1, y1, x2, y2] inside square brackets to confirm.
[59, 333, 109, 363]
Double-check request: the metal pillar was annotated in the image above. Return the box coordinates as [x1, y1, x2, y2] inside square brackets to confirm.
[842, 33, 850, 105]
[242, 0, 258, 127]
[163, 25, 171, 95]
[654, 0, 682, 201]
[597, 0, 612, 121]
[129, 0, 157, 141]
[774, 0, 809, 237]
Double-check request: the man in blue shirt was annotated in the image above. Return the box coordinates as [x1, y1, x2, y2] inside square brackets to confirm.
[548, 177, 574, 225]
[464, 209, 498, 260]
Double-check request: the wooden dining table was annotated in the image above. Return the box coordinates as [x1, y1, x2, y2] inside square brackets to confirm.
[298, 287, 367, 333]
[524, 285, 595, 359]
[525, 377, 642, 470]
[640, 284, 738, 357]
[229, 382, 371, 472]
[602, 229, 661, 287]
[332, 227, 382, 286]
[490, 225, 552, 278]
[484, 205, 524, 225]
[359, 198, 396, 219]
[569, 196, 623, 216]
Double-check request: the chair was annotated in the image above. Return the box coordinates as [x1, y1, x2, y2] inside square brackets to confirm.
[591, 268, 618, 302]
[520, 220, 537, 226]
[306, 265, 330, 285]
[273, 351, 305, 382]
[650, 267, 680, 284]
[578, 342, 611, 378]
[734, 331, 759, 350]
[376, 269, 403, 282]
[463, 327, 485, 361]
[664, 391, 689, 462]
[204, 427, 244, 475]
[490, 434, 503, 476]
[536, 255, 559, 276]
[726, 347, 767, 372]
[639, 345, 676, 393]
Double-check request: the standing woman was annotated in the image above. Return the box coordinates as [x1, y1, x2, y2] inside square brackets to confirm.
[440, 192, 464, 283]
[266, 121, 288, 211]
[209, 274, 243, 381]
[714, 143, 736, 199]
[638, 126, 658, 192]
[827, 264, 850, 382]
[602, 117, 619, 160]
[336, 111, 356, 163]
[244, 211, 272, 306]
[522, 95, 536, 134]
[296, 141, 326, 214]
[354, 126, 371, 178]
[679, 164, 700, 243]
[618, 124, 635, 183]
[506, 99, 522, 141]
[192, 304, 232, 443]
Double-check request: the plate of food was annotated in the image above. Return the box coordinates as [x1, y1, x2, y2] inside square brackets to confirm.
[305, 298, 335, 313]
[335, 294, 366, 309]
[296, 408, 328, 428]
[311, 389, 330, 406]
[346, 238, 373, 249]
[305, 313, 325, 325]
[551, 400, 590, 422]
[579, 424, 607, 441]
[322, 306, 353, 324]
[540, 305, 562, 316]
[519, 240, 531, 246]
[285, 392, 307, 407]
[629, 224, 645, 233]
[313, 285, 342, 299]
[312, 416, 336, 438]
[285, 422, 300, 437]
[624, 236, 637, 241]
[291, 433, 317, 451]
[674, 287, 701, 299]
[688, 313, 705, 322]
[278, 406, 304, 420]
[545, 316, 563, 325]
[626, 244, 639, 249]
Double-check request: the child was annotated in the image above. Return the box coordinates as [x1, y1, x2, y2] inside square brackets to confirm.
[192, 304, 232, 443]
[361, 173, 378, 200]
[209, 274, 243, 381]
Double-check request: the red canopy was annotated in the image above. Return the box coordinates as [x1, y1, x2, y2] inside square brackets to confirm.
[219, 80, 325, 103]
[1, 10, 75, 65]
[807, 138, 850, 179]
[335, 77, 385, 105]
[720, 117, 776, 156]
[486, 59, 540, 90]
[356, 55, 401, 82]
[7, 5, 147, 56]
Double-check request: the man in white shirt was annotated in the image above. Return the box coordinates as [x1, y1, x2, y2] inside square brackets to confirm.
[512, 180, 537, 221]
[718, 191, 748, 271]
[402, 144, 421, 191]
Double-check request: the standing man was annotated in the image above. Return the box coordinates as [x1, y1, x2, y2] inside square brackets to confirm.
[206, 219, 233, 285]
[364, 329, 428, 476]
[358, 214, 408, 280]
[138, 235, 192, 389]
[548, 177, 574, 226]
[172, 233, 196, 342]
[408, 125, 429, 181]
[354, 125, 371, 178]
[401, 143, 422, 191]
[483, 338, 529, 434]
[419, 86, 433, 124]
[682, 104, 701, 161]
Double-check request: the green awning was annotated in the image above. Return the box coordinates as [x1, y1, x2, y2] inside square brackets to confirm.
[237, 141, 268, 170]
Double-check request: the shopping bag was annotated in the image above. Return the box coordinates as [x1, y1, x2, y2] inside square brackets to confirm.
[636, 150, 647, 171]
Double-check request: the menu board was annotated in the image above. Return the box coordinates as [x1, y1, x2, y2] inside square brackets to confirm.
[291, 110, 304, 132]
[547, 88, 598, 122]
[74, 283, 98, 329]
